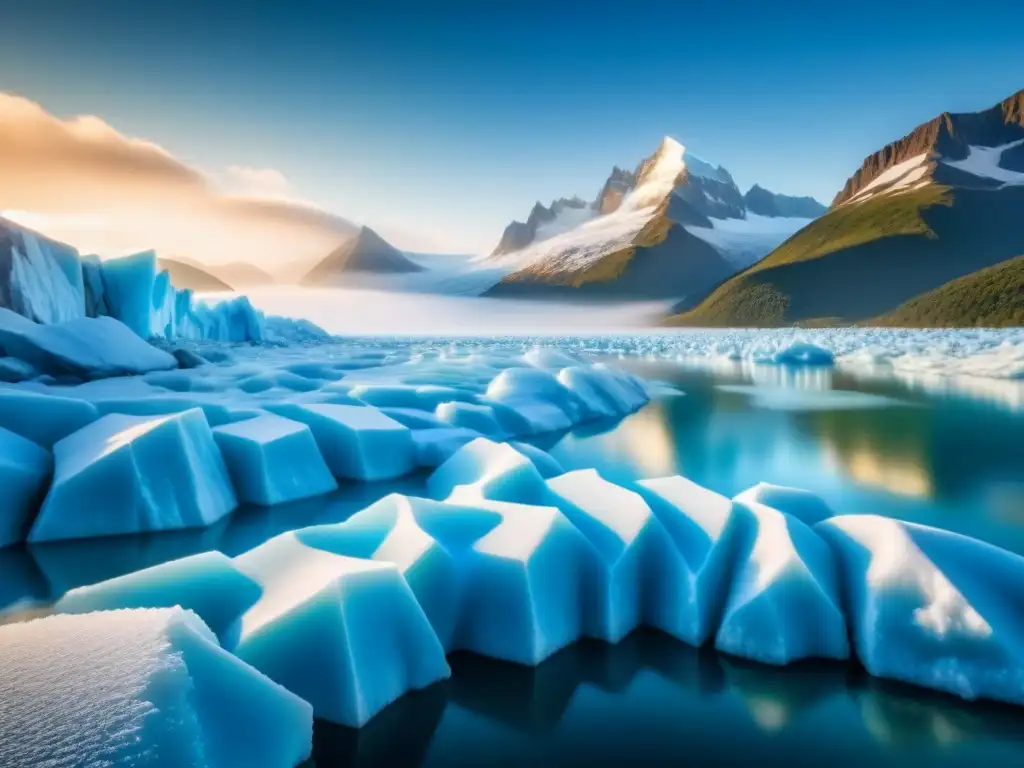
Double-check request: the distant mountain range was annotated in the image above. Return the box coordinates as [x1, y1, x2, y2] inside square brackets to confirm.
[668, 88, 1024, 327]
[479, 138, 825, 300]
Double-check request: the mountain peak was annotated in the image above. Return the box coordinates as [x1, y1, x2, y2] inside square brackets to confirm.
[302, 226, 422, 283]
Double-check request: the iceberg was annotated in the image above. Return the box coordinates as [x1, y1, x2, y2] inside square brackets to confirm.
[441, 494, 595, 665]
[0, 389, 99, 448]
[298, 494, 501, 651]
[0, 216, 85, 325]
[632, 475, 745, 645]
[508, 440, 564, 478]
[556, 366, 624, 419]
[0, 608, 313, 768]
[213, 413, 338, 506]
[264, 402, 415, 481]
[411, 426, 481, 467]
[55, 552, 263, 649]
[0, 308, 177, 379]
[0, 427, 51, 548]
[99, 250, 167, 338]
[715, 501, 849, 665]
[435, 400, 507, 439]
[485, 367, 583, 429]
[31, 408, 237, 542]
[233, 532, 450, 726]
[733, 482, 834, 526]
[544, 468, 689, 643]
[427, 437, 547, 503]
[817, 515, 1024, 706]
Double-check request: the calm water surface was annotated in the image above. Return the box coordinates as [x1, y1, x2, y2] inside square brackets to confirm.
[5, 358, 1024, 766]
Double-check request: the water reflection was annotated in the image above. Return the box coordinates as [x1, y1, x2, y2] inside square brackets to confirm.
[552, 360, 1024, 555]
[3, 475, 429, 606]
[304, 630, 1024, 768]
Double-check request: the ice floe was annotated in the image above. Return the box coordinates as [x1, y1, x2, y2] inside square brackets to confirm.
[0, 608, 313, 768]
[11, 435, 1024, 757]
[30, 409, 238, 542]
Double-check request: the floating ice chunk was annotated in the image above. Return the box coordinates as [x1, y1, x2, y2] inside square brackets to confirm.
[523, 347, 581, 369]
[412, 426, 481, 467]
[485, 367, 583, 428]
[816, 515, 1024, 705]
[734, 482, 834, 526]
[236, 371, 321, 394]
[233, 532, 450, 726]
[0, 309, 177, 378]
[427, 437, 547, 503]
[589, 362, 650, 411]
[0, 427, 51, 548]
[486, 368, 584, 433]
[380, 407, 449, 429]
[213, 414, 338, 506]
[55, 552, 262, 649]
[299, 494, 500, 651]
[264, 402, 415, 481]
[475, 397, 537, 436]
[442, 494, 594, 664]
[716, 501, 849, 665]
[545, 468, 691, 643]
[0, 608, 313, 768]
[31, 408, 238, 542]
[349, 383, 475, 411]
[0, 389, 99, 448]
[435, 401, 506, 439]
[633, 475, 746, 645]
[508, 441, 564, 478]
[556, 366, 624, 419]
[716, 384, 906, 412]
[773, 342, 835, 366]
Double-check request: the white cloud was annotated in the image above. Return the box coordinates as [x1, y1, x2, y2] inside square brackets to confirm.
[224, 165, 292, 197]
[0, 92, 356, 270]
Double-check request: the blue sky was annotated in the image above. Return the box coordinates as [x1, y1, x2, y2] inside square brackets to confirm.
[2, 0, 1023, 254]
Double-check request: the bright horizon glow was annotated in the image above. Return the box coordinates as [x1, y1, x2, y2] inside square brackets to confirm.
[0, 1, 1022, 262]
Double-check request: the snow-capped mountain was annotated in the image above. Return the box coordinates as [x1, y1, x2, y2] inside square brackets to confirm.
[670, 88, 1024, 327]
[482, 138, 823, 300]
[833, 89, 1024, 206]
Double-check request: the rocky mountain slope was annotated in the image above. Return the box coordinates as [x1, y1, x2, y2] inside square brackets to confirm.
[301, 226, 423, 285]
[669, 88, 1024, 327]
[482, 138, 822, 300]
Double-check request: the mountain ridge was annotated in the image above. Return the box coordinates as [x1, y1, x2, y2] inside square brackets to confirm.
[668, 87, 1024, 327]
[483, 137, 823, 300]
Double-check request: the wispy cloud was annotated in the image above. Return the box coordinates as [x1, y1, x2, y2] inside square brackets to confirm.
[0, 93, 355, 269]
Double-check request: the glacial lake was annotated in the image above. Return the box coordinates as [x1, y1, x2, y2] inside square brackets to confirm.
[4, 357, 1024, 766]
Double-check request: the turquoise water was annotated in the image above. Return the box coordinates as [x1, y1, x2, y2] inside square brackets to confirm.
[5, 359, 1024, 765]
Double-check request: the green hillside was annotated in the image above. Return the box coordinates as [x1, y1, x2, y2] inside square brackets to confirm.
[666, 184, 1024, 327]
[871, 255, 1024, 327]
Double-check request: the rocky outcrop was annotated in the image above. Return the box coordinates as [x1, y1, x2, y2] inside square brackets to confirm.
[833, 89, 1024, 206]
[593, 167, 637, 215]
[491, 197, 589, 256]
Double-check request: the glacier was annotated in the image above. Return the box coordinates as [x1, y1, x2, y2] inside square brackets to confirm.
[23, 436, 1024, 747]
